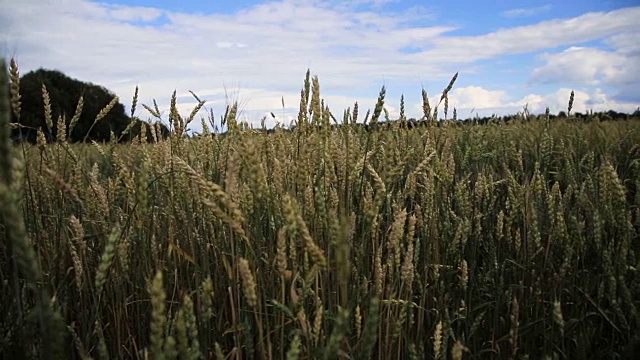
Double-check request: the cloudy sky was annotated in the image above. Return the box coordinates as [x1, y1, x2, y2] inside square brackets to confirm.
[1, 0, 639, 131]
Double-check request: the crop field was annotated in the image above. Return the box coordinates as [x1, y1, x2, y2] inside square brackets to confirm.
[1, 58, 639, 360]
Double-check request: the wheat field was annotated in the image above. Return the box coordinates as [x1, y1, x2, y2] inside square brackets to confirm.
[1, 58, 639, 360]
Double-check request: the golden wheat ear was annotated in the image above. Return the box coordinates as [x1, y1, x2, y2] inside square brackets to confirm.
[9, 58, 21, 122]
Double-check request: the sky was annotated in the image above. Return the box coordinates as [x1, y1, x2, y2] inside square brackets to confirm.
[1, 0, 639, 131]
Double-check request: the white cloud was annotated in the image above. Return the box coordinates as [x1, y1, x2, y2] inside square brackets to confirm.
[106, 5, 164, 23]
[501, 5, 552, 18]
[1, 0, 638, 130]
[405, 7, 640, 65]
[345, 0, 400, 8]
[516, 87, 639, 114]
[532, 46, 635, 85]
[448, 86, 510, 109]
[531, 41, 640, 103]
[216, 42, 246, 49]
[444, 87, 638, 118]
[605, 32, 640, 55]
[515, 88, 584, 114]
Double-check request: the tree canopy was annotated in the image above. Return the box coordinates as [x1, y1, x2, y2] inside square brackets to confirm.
[11, 68, 168, 143]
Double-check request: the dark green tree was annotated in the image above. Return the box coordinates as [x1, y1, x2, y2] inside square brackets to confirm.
[11, 68, 133, 143]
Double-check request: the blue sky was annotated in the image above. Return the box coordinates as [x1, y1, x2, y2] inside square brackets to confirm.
[1, 0, 639, 130]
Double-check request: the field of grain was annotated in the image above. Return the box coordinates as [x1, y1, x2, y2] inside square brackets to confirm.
[1, 58, 639, 360]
